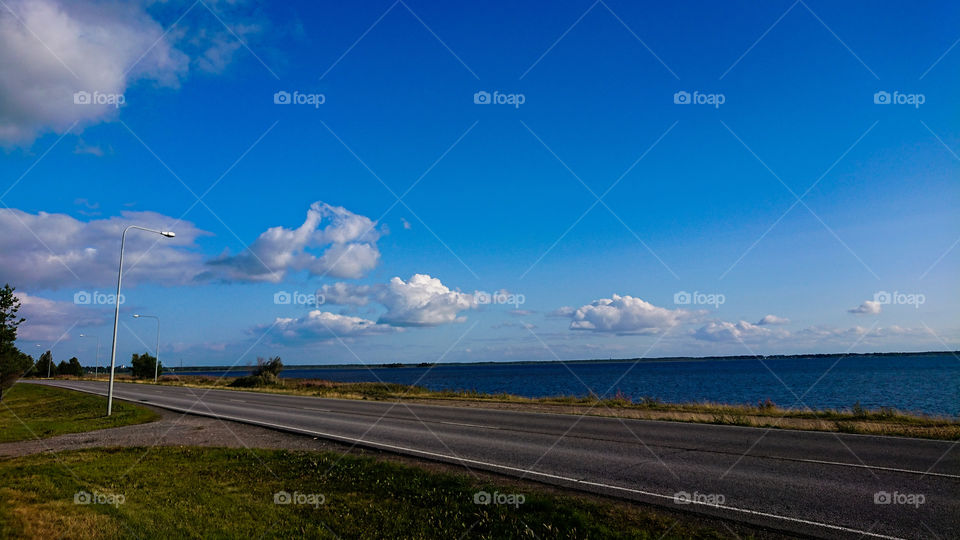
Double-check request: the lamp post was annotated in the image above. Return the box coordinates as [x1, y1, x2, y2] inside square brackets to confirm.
[132, 314, 160, 382]
[79, 334, 101, 378]
[106, 226, 175, 416]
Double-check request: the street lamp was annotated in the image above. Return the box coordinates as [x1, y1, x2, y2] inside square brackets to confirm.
[79, 334, 101, 378]
[106, 225, 175, 416]
[132, 314, 161, 382]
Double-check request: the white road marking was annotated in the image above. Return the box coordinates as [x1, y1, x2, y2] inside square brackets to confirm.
[439, 421, 498, 429]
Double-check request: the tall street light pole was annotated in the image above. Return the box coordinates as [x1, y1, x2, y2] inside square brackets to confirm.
[79, 334, 101, 378]
[106, 225, 175, 416]
[132, 314, 161, 382]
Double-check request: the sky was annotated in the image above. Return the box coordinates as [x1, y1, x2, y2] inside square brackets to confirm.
[1, 0, 957, 368]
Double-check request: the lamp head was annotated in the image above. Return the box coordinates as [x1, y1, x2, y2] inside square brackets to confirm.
[161, 231, 175, 238]
[132, 314, 140, 318]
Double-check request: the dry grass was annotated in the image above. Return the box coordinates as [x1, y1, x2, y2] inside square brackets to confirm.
[70, 374, 960, 440]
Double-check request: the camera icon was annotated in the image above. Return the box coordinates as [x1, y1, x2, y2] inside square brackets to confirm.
[673, 291, 691, 305]
[73, 91, 91, 105]
[274, 491, 292, 505]
[873, 291, 892, 304]
[673, 91, 691, 104]
[74, 491, 92, 505]
[273, 91, 291, 105]
[473, 91, 491, 105]
[74, 291, 91, 305]
[874, 491, 891, 504]
[673, 491, 691, 504]
[873, 91, 890, 105]
[473, 491, 491, 505]
[474, 291, 491, 305]
[274, 291, 292, 305]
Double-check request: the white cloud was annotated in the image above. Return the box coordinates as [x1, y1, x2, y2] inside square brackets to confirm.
[0, 0, 187, 145]
[13, 291, 104, 341]
[566, 294, 693, 334]
[848, 300, 882, 315]
[693, 320, 786, 343]
[0, 208, 209, 289]
[376, 274, 476, 327]
[206, 202, 383, 282]
[320, 274, 477, 327]
[0, 0, 261, 146]
[756, 314, 790, 325]
[268, 310, 398, 342]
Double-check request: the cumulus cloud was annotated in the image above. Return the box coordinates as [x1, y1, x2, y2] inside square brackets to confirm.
[0, 0, 261, 146]
[14, 291, 105, 341]
[319, 274, 477, 327]
[756, 314, 790, 325]
[378, 274, 476, 326]
[0, 208, 209, 289]
[267, 310, 398, 342]
[848, 300, 882, 315]
[206, 202, 383, 282]
[693, 320, 787, 343]
[564, 294, 693, 335]
[0, 0, 183, 144]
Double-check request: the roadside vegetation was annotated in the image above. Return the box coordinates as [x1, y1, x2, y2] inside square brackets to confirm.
[86, 367, 960, 440]
[0, 446, 737, 539]
[0, 384, 158, 443]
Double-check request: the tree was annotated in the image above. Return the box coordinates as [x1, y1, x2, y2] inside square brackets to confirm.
[0, 284, 31, 399]
[35, 350, 56, 378]
[57, 360, 69, 375]
[130, 352, 161, 379]
[0, 350, 32, 401]
[67, 357, 84, 377]
[0, 284, 25, 357]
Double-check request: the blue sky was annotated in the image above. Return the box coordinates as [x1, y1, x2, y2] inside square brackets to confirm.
[1, 0, 957, 367]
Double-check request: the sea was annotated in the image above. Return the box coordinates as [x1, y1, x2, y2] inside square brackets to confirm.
[179, 353, 959, 417]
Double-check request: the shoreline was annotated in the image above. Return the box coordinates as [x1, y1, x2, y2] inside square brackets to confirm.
[46, 374, 960, 441]
[149, 349, 960, 373]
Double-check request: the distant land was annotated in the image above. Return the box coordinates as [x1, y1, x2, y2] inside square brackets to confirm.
[161, 350, 960, 373]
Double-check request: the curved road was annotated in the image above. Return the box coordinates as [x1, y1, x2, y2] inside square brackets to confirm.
[32, 380, 959, 539]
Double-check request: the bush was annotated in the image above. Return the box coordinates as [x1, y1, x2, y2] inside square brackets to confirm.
[229, 357, 283, 388]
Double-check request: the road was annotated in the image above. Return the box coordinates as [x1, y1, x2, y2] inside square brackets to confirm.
[32, 380, 959, 539]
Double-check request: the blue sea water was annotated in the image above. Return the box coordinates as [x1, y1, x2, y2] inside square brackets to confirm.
[181, 353, 959, 417]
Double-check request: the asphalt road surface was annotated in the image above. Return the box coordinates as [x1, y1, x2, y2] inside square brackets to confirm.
[32, 380, 959, 539]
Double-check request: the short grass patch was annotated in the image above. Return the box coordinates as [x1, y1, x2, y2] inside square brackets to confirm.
[0, 384, 158, 443]
[0, 447, 734, 539]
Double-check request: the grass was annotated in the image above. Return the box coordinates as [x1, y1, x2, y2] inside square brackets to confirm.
[88, 374, 960, 440]
[0, 384, 158, 444]
[0, 447, 736, 539]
